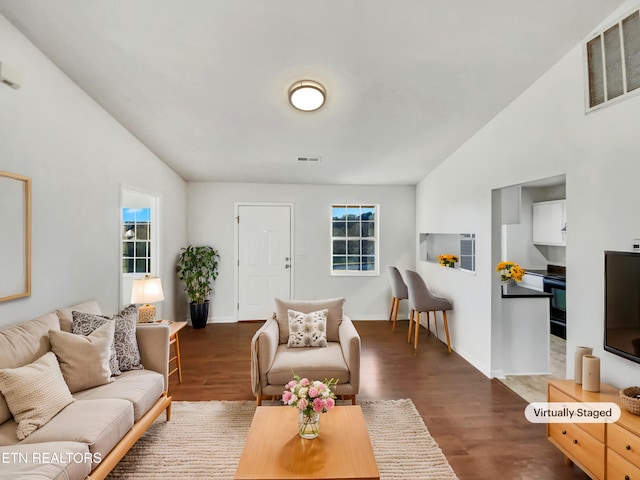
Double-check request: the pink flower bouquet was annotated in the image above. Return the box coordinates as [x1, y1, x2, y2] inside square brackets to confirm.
[282, 372, 338, 438]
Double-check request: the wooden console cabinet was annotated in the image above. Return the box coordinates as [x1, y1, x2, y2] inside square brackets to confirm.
[548, 379, 640, 479]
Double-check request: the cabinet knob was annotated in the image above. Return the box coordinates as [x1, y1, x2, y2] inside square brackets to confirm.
[627, 445, 632, 451]
[561, 430, 567, 435]
[625, 475, 630, 480]
[573, 439, 578, 444]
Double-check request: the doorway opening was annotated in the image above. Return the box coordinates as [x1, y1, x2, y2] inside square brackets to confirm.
[492, 174, 567, 403]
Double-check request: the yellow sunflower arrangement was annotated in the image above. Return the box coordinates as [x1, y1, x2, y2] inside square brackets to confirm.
[438, 254, 459, 267]
[496, 261, 525, 283]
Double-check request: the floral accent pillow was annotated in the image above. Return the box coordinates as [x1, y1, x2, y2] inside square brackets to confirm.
[72, 304, 143, 374]
[287, 309, 328, 348]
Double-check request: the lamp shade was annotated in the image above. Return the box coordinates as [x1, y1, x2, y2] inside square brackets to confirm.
[130, 276, 164, 304]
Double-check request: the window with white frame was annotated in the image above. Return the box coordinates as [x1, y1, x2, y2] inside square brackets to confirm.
[122, 208, 152, 274]
[586, 8, 640, 110]
[331, 205, 379, 275]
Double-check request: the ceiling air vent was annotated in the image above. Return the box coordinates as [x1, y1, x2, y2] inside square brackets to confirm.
[297, 156, 321, 163]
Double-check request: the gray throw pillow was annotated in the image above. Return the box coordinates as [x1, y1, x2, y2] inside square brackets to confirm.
[72, 304, 143, 373]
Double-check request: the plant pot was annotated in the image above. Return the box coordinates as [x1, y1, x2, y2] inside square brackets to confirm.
[190, 301, 209, 329]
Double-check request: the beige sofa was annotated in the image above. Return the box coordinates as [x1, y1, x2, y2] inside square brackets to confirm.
[0, 301, 172, 480]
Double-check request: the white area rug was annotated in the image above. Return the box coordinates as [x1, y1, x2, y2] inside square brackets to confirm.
[106, 399, 457, 480]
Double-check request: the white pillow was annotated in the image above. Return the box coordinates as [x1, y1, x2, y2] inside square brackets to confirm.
[287, 309, 328, 348]
[49, 322, 115, 393]
[0, 352, 75, 440]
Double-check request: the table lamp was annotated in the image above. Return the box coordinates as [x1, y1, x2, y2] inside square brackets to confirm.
[131, 275, 164, 323]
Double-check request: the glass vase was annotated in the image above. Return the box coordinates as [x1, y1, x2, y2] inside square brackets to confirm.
[297, 410, 320, 439]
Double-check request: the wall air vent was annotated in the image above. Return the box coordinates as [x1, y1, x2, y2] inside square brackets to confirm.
[297, 156, 322, 163]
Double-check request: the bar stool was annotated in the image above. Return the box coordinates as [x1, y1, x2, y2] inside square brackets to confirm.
[405, 269, 453, 353]
[387, 266, 408, 332]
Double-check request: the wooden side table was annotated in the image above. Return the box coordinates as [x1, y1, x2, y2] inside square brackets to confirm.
[164, 321, 187, 382]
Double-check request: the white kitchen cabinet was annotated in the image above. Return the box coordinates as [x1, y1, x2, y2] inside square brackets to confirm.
[532, 200, 566, 246]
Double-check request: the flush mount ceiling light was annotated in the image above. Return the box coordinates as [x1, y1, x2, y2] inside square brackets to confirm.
[288, 80, 326, 111]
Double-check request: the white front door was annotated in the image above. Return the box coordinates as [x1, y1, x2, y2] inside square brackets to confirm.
[237, 204, 292, 320]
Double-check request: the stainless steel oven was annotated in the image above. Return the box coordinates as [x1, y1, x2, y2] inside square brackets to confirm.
[543, 276, 566, 339]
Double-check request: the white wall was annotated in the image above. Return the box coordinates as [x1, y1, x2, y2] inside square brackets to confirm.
[186, 182, 416, 322]
[0, 15, 187, 326]
[415, 0, 640, 386]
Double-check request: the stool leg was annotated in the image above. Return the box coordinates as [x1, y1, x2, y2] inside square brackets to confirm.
[407, 309, 414, 343]
[414, 311, 420, 349]
[392, 298, 400, 332]
[442, 310, 452, 354]
[426, 311, 431, 336]
[388, 297, 395, 322]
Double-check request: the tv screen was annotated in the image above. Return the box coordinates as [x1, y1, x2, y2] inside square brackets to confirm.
[605, 250, 640, 364]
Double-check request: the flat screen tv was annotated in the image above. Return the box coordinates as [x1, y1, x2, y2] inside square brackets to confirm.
[604, 250, 640, 364]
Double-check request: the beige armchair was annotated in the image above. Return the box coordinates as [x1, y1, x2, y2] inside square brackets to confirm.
[251, 298, 360, 406]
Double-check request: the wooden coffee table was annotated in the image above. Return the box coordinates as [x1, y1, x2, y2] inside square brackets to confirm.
[235, 406, 379, 480]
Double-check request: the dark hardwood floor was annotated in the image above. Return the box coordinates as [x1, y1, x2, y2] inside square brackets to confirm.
[168, 320, 589, 480]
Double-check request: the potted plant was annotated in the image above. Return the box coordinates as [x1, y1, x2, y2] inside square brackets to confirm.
[176, 245, 220, 329]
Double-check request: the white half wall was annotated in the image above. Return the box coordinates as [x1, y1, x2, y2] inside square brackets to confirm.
[415, 1, 640, 385]
[186, 182, 416, 322]
[0, 15, 187, 326]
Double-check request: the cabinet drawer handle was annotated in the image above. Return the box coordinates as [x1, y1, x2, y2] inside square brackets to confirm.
[573, 439, 578, 444]
[627, 444, 632, 451]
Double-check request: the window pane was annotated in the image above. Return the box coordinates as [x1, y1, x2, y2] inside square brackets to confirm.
[588, 36, 605, 107]
[136, 224, 149, 240]
[347, 240, 360, 255]
[346, 206, 360, 220]
[122, 259, 134, 273]
[347, 256, 361, 270]
[362, 256, 375, 271]
[123, 224, 135, 240]
[135, 259, 147, 273]
[123, 242, 134, 257]
[333, 240, 346, 255]
[361, 206, 375, 221]
[623, 11, 640, 92]
[332, 206, 346, 221]
[332, 221, 346, 237]
[362, 239, 375, 255]
[604, 24, 624, 100]
[361, 221, 375, 237]
[136, 242, 148, 257]
[332, 256, 346, 270]
[347, 222, 360, 237]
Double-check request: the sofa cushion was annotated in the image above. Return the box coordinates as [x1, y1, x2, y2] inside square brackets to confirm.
[49, 322, 115, 393]
[17, 398, 134, 469]
[287, 309, 328, 348]
[266, 342, 350, 386]
[0, 352, 75, 440]
[0, 312, 60, 424]
[275, 298, 344, 344]
[72, 304, 142, 374]
[0, 441, 92, 480]
[73, 369, 164, 422]
[55, 300, 102, 333]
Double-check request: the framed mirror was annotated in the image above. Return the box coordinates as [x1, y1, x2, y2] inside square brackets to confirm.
[0, 171, 31, 301]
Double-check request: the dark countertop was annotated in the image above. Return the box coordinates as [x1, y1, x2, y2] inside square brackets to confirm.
[501, 283, 553, 298]
[524, 269, 547, 277]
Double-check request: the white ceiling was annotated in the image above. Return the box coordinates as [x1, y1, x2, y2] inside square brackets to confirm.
[0, 1, 624, 185]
